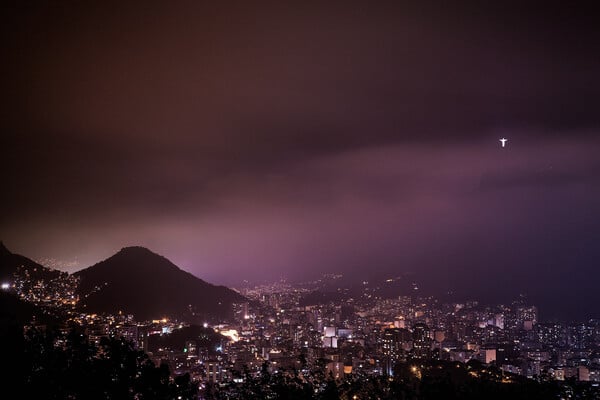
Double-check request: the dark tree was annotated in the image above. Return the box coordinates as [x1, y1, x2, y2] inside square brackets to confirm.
[16, 326, 198, 399]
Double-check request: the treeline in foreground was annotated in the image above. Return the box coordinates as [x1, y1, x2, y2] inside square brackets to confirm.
[3, 320, 599, 399]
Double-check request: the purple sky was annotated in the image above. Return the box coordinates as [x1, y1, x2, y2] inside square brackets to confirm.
[2, 2, 600, 318]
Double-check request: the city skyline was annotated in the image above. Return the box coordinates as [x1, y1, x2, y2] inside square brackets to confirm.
[3, 238, 600, 397]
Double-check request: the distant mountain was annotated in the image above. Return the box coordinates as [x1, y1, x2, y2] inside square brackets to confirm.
[74, 246, 246, 321]
[0, 241, 62, 283]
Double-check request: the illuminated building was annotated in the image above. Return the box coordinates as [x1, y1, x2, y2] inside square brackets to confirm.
[412, 323, 431, 359]
[206, 360, 224, 383]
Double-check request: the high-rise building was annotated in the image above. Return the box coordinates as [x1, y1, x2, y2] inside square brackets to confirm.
[382, 329, 399, 358]
[206, 360, 223, 383]
[412, 323, 431, 358]
[382, 327, 411, 375]
[480, 348, 497, 364]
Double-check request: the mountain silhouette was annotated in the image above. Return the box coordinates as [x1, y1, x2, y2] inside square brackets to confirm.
[75, 246, 246, 321]
[0, 241, 62, 283]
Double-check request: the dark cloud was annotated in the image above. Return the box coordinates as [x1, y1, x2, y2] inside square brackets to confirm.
[2, 1, 600, 319]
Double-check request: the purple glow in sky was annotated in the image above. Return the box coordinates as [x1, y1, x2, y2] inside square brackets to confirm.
[1, 1, 600, 319]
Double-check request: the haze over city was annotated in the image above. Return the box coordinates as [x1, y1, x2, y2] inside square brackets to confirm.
[2, 2, 600, 321]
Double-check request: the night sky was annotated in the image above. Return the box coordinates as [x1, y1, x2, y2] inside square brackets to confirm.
[2, 2, 600, 319]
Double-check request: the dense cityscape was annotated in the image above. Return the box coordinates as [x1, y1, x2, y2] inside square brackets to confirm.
[4, 258, 600, 399]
